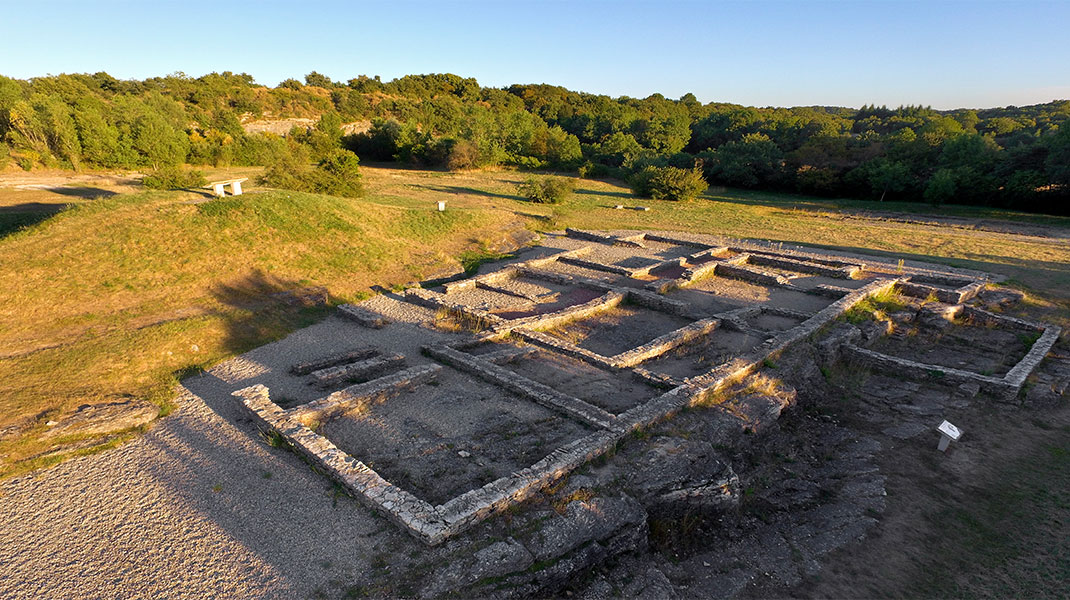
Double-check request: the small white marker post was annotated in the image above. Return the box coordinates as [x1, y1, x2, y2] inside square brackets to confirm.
[437, 201, 446, 212]
[937, 420, 962, 452]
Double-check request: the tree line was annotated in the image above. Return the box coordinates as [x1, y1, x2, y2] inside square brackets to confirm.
[1, 71, 1067, 212]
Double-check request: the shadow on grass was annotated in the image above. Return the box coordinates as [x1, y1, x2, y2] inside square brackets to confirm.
[208, 268, 334, 357]
[47, 186, 119, 199]
[0, 211, 58, 238]
[425, 184, 525, 202]
[575, 188, 633, 199]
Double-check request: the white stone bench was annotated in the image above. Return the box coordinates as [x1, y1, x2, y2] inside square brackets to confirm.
[206, 178, 249, 197]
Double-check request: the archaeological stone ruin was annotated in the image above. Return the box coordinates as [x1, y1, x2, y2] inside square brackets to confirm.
[183, 229, 1061, 596]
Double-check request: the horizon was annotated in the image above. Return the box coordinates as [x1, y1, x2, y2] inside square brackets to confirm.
[3, 0, 1069, 110]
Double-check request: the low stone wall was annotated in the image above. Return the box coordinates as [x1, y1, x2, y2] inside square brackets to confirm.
[623, 288, 692, 316]
[232, 385, 449, 544]
[714, 261, 792, 286]
[643, 232, 715, 249]
[808, 284, 853, 298]
[746, 253, 860, 279]
[289, 364, 442, 424]
[558, 256, 636, 277]
[960, 305, 1044, 333]
[338, 304, 390, 329]
[290, 347, 379, 376]
[512, 328, 619, 371]
[565, 228, 643, 248]
[436, 430, 624, 534]
[424, 344, 615, 428]
[479, 346, 538, 364]
[898, 280, 983, 304]
[1005, 325, 1061, 389]
[499, 290, 624, 333]
[405, 288, 507, 328]
[613, 318, 720, 368]
[841, 344, 1016, 400]
[736, 246, 862, 269]
[310, 353, 405, 389]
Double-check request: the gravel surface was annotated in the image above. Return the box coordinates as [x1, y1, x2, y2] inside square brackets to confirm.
[0, 384, 406, 599]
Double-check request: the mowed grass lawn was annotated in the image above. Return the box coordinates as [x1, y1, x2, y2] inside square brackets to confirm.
[1, 164, 1068, 479]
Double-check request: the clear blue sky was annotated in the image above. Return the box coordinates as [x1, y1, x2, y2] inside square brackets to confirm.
[3, 0, 1068, 109]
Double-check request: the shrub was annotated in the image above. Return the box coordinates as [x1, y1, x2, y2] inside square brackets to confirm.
[142, 165, 207, 190]
[629, 166, 707, 201]
[517, 175, 575, 204]
[446, 139, 480, 171]
[311, 148, 363, 197]
[259, 147, 364, 198]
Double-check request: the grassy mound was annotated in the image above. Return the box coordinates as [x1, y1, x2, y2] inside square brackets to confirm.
[0, 187, 522, 476]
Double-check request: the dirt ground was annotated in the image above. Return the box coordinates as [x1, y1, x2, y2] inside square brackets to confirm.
[500, 347, 657, 414]
[548, 306, 693, 358]
[319, 366, 591, 506]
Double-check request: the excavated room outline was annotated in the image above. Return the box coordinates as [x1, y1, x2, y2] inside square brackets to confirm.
[230, 230, 1059, 544]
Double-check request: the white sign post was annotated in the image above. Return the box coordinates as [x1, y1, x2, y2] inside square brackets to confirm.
[437, 201, 446, 212]
[937, 420, 962, 452]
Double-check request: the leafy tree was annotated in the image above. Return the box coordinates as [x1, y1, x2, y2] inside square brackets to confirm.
[704, 133, 785, 188]
[304, 71, 335, 88]
[630, 166, 707, 201]
[1045, 126, 1070, 185]
[924, 168, 957, 206]
[132, 111, 188, 168]
[517, 175, 574, 203]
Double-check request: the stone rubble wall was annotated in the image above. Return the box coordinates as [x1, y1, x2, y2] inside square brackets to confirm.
[496, 290, 625, 334]
[309, 353, 405, 389]
[338, 304, 390, 328]
[423, 344, 616, 429]
[511, 329, 619, 371]
[623, 288, 693, 316]
[735, 246, 863, 269]
[288, 364, 443, 424]
[404, 288, 507, 329]
[714, 260, 793, 286]
[289, 347, 379, 376]
[613, 318, 720, 368]
[558, 256, 637, 277]
[231, 385, 450, 544]
[565, 228, 644, 248]
[642, 233, 716, 249]
[898, 280, 984, 304]
[746, 253, 860, 279]
[841, 344, 1017, 401]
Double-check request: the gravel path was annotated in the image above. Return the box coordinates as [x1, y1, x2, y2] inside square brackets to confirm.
[0, 321, 419, 599]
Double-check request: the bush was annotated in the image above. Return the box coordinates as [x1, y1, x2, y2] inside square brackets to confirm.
[142, 165, 207, 190]
[446, 139, 481, 171]
[517, 176, 575, 204]
[311, 148, 363, 197]
[259, 147, 363, 198]
[629, 166, 707, 201]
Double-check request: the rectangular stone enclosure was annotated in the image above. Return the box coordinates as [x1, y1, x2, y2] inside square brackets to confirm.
[223, 230, 1059, 544]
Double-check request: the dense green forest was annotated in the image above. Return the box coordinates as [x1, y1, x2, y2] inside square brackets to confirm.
[2, 71, 1068, 213]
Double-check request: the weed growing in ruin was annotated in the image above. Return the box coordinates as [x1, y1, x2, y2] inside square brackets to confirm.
[842, 287, 908, 323]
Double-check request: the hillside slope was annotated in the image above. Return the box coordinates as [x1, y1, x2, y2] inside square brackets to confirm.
[0, 183, 528, 476]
